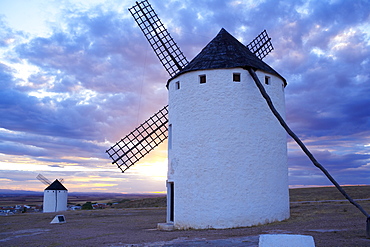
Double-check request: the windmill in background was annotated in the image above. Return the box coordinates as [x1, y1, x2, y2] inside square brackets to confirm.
[106, 0, 288, 230]
[37, 174, 68, 213]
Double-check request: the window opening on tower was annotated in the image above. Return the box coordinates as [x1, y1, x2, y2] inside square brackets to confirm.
[199, 74, 206, 84]
[233, 73, 241, 82]
[175, 81, 180, 90]
[265, 76, 270, 85]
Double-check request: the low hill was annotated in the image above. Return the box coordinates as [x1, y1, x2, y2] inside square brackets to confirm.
[1, 185, 369, 208]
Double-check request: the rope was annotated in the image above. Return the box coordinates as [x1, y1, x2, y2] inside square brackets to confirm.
[247, 67, 370, 220]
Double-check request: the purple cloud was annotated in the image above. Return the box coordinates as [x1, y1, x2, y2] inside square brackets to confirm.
[0, 0, 369, 192]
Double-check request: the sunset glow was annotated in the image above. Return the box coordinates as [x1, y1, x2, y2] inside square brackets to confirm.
[0, 0, 369, 193]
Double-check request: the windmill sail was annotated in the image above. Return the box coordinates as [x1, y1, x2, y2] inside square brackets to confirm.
[247, 30, 274, 60]
[106, 105, 168, 173]
[37, 174, 51, 186]
[129, 0, 188, 77]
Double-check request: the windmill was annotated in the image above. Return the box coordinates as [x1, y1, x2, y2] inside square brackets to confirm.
[106, 0, 370, 234]
[37, 174, 68, 213]
[106, 0, 274, 173]
[106, 0, 288, 230]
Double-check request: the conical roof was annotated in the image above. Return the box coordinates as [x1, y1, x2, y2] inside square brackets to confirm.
[169, 28, 285, 85]
[45, 179, 67, 191]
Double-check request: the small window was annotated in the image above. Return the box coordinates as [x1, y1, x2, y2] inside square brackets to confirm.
[233, 73, 240, 82]
[264, 76, 270, 85]
[199, 74, 206, 84]
[175, 81, 180, 90]
[233, 73, 241, 82]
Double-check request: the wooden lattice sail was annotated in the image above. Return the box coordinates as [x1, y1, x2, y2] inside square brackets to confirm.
[247, 30, 274, 60]
[107, 0, 275, 173]
[129, 0, 188, 77]
[106, 106, 168, 173]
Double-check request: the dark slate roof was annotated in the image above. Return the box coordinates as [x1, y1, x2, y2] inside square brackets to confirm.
[45, 179, 67, 191]
[168, 28, 286, 86]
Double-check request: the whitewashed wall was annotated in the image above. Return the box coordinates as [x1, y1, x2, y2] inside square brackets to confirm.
[167, 68, 289, 229]
[43, 190, 68, 213]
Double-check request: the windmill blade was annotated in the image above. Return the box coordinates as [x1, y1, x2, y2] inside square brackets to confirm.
[247, 30, 274, 60]
[36, 174, 51, 186]
[129, 0, 188, 77]
[106, 105, 168, 173]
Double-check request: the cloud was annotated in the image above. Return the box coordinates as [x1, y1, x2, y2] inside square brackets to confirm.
[0, 0, 369, 192]
[288, 148, 370, 186]
[0, 62, 15, 88]
[0, 16, 21, 47]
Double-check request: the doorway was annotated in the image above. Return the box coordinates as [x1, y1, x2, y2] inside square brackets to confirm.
[167, 181, 174, 222]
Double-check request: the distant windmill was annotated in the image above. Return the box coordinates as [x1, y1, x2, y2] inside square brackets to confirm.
[106, 0, 288, 230]
[37, 174, 68, 213]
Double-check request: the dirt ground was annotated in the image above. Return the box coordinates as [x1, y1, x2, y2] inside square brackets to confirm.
[1, 200, 370, 247]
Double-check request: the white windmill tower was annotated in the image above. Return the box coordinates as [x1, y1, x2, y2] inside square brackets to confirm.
[37, 174, 68, 213]
[107, 0, 289, 230]
[165, 28, 289, 229]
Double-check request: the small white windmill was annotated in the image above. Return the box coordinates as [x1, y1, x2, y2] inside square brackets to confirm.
[107, 0, 289, 230]
[37, 174, 68, 213]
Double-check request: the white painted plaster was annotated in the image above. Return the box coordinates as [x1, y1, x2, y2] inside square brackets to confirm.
[43, 190, 68, 213]
[259, 234, 315, 247]
[167, 68, 289, 229]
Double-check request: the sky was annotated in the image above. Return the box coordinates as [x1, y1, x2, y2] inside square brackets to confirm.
[0, 0, 369, 194]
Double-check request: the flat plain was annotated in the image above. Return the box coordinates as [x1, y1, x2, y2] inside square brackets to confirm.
[1, 186, 370, 247]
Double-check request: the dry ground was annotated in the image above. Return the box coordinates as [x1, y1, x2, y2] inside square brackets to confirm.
[1, 186, 370, 247]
